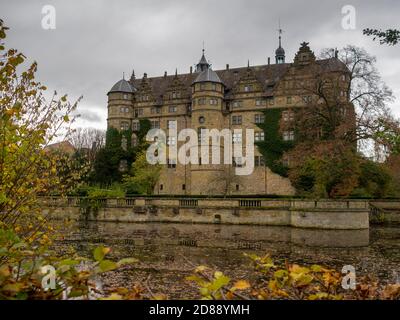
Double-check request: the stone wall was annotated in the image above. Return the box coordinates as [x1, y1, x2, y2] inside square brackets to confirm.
[40, 197, 371, 230]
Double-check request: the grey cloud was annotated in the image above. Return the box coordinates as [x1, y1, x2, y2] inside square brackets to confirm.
[1, 0, 399, 124]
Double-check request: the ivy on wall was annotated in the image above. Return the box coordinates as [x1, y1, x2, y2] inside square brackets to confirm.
[90, 119, 151, 186]
[256, 108, 295, 177]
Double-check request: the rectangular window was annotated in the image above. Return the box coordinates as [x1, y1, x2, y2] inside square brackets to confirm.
[254, 132, 265, 141]
[283, 130, 295, 141]
[200, 84, 206, 91]
[132, 122, 140, 131]
[282, 111, 294, 122]
[233, 101, 243, 108]
[209, 98, 218, 105]
[255, 99, 265, 106]
[254, 156, 265, 167]
[151, 107, 161, 114]
[167, 136, 176, 146]
[160, 184, 163, 190]
[198, 98, 206, 105]
[182, 184, 186, 190]
[198, 127, 206, 144]
[244, 85, 253, 92]
[268, 97, 274, 106]
[167, 120, 177, 129]
[151, 120, 160, 129]
[232, 157, 243, 168]
[171, 92, 180, 99]
[254, 114, 265, 124]
[167, 159, 177, 169]
[169, 106, 177, 113]
[120, 122, 129, 131]
[211, 83, 217, 91]
[287, 96, 292, 104]
[232, 133, 242, 144]
[232, 115, 242, 125]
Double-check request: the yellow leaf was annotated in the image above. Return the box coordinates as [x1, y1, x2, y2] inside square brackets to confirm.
[195, 265, 208, 273]
[232, 280, 251, 290]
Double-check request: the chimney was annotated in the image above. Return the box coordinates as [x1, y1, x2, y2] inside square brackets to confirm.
[226, 64, 229, 70]
[143, 73, 147, 79]
[164, 71, 167, 78]
[190, 66, 193, 74]
[268, 57, 271, 65]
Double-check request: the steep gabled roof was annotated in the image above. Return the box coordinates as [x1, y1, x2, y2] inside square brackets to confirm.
[129, 57, 347, 100]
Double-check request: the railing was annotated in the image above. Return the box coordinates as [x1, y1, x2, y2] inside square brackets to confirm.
[179, 199, 198, 207]
[38, 196, 371, 211]
[239, 200, 261, 208]
[117, 198, 135, 207]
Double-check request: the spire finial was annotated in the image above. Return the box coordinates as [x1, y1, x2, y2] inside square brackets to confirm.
[130, 69, 135, 82]
[275, 20, 286, 64]
[202, 41, 205, 55]
[278, 19, 283, 48]
[247, 59, 250, 68]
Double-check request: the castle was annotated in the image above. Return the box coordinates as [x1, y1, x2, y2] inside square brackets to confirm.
[107, 36, 350, 196]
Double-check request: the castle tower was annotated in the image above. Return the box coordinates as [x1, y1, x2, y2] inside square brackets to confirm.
[275, 26, 286, 64]
[190, 51, 226, 195]
[107, 77, 135, 131]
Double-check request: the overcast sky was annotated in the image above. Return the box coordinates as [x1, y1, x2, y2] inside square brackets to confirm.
[1, 0, 399, 129]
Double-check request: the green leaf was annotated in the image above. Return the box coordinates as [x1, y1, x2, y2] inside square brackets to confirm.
[93, 246, 110, 262]
[59, 259, 80, 266]
[117, 258, 138, 267]
[98, 260, 117, 273]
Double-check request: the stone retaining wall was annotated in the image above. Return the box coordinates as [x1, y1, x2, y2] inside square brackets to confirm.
[40, 197, 371, 230]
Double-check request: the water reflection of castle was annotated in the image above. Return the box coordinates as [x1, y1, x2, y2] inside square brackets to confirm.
[70, 222, 369, 248]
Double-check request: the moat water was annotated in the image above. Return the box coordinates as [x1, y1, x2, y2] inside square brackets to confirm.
[54, 221, 400, 298]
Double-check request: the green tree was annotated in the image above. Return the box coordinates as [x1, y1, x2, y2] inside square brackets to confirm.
[90, 119, 151, 186]
[123, 150, 162, 195]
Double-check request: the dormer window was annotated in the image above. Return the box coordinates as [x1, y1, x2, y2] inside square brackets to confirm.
[244, 85, 253, 92]
[171, 92, 180, 99]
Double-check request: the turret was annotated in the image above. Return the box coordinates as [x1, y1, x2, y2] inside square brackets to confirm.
[190, 51, 227, 195]
[107, 78, 136, 131]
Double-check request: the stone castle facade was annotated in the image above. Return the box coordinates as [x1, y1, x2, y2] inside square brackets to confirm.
[107, 38, 350, 196]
